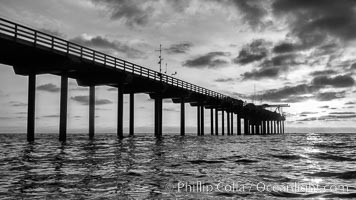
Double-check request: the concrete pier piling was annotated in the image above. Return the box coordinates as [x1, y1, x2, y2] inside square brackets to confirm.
[117, 86, 124, 139]
[129, 92, 134, 136]
[59, 74, 68, 142]
[231, 112, 234, 135]
[89, 86, 95, 139]
[237, 116, 241, 135]
[210, 108, 214, 135]
[154, 96, 162, 137]
[180, 98, 185, 136]
[221, 110, 225, 135]
[197, 106, 201, 136]
[27, 73, 36, 142]
[215, 108, 219, 136]
[200, 106, 204, 136]
[227, 111, 230, 135]
[244, 118, 249, 135]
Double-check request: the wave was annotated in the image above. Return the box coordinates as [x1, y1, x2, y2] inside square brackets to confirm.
[314, 142, 351, 149]
[311, 152, 355, 162]
[271, 154, 303, 160]
[234, 159, 259, 164]
[309, 170, 356, 180]
[188, 160, 225, 164]
[272, 191, 356, 199]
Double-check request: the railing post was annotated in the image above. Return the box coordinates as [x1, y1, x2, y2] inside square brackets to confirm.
[14, 24, 18, 40]
[34, 31, 37, 47]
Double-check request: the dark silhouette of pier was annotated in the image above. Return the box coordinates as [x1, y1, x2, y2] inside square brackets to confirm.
[0, 18, 286, 141]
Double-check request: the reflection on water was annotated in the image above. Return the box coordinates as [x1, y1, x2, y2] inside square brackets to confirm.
[0, 133, 356, 199]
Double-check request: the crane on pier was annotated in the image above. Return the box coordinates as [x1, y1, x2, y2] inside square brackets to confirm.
[259, 104, 290, 116]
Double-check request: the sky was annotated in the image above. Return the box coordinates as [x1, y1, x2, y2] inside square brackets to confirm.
[0, 0, 355, 134]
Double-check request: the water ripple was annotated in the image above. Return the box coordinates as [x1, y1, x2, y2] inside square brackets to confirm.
[0, 133, 355, 199]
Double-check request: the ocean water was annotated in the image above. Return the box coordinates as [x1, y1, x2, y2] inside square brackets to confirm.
[0, 133, 355, 199]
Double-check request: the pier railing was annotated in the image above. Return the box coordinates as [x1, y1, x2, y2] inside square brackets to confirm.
[0, 17, 233, 100]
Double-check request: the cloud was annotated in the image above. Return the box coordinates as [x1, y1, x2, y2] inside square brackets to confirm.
[310, 70, 338, 77]
[107, 88, 117, 92]
[37, 83, 60, 93]
[329, 112, 355, 115]
[0, 90, 6, 97]
[183, 52, 230, 68]
[261, 54, 303, 68]
[214, 78, 236, 83]
[312, 75, 355, 88]
[90, 0, 153, 27]
[272, 0, 356, 42]
[71, 95, 113, 105]
[163, 108, 178, 112]
[268, 0, 356, 72]
[39, 28, 65, 37]
[351, 63, 356, 70]
[70, 87, 89, 91]
[10, 101, 27, 107]
[70, 35, 145, 58]
[315, 91, 346, 101]
[298, 114, 356, 122]
[233, 39, 269, 65]
[300, 112, 318, 115]
[242, 67, 280, 80]
[166, 42, 193, 54]
[253, 79, 349, 102]
[319, 105, 329, 109]
[272, 39, 335, 55]
[345, 101, 356, 105]
[273, 42, 298, 54]
[228, 0, 268, 29]
[254, 83, 321, 102]
[241, 53, 303, 80]
[42, 115, 60, 118]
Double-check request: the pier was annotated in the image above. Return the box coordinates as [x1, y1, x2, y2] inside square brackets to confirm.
[0, 18, 286, 141]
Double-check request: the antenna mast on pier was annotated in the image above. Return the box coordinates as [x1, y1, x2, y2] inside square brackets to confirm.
[156, 44, 163, 74]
